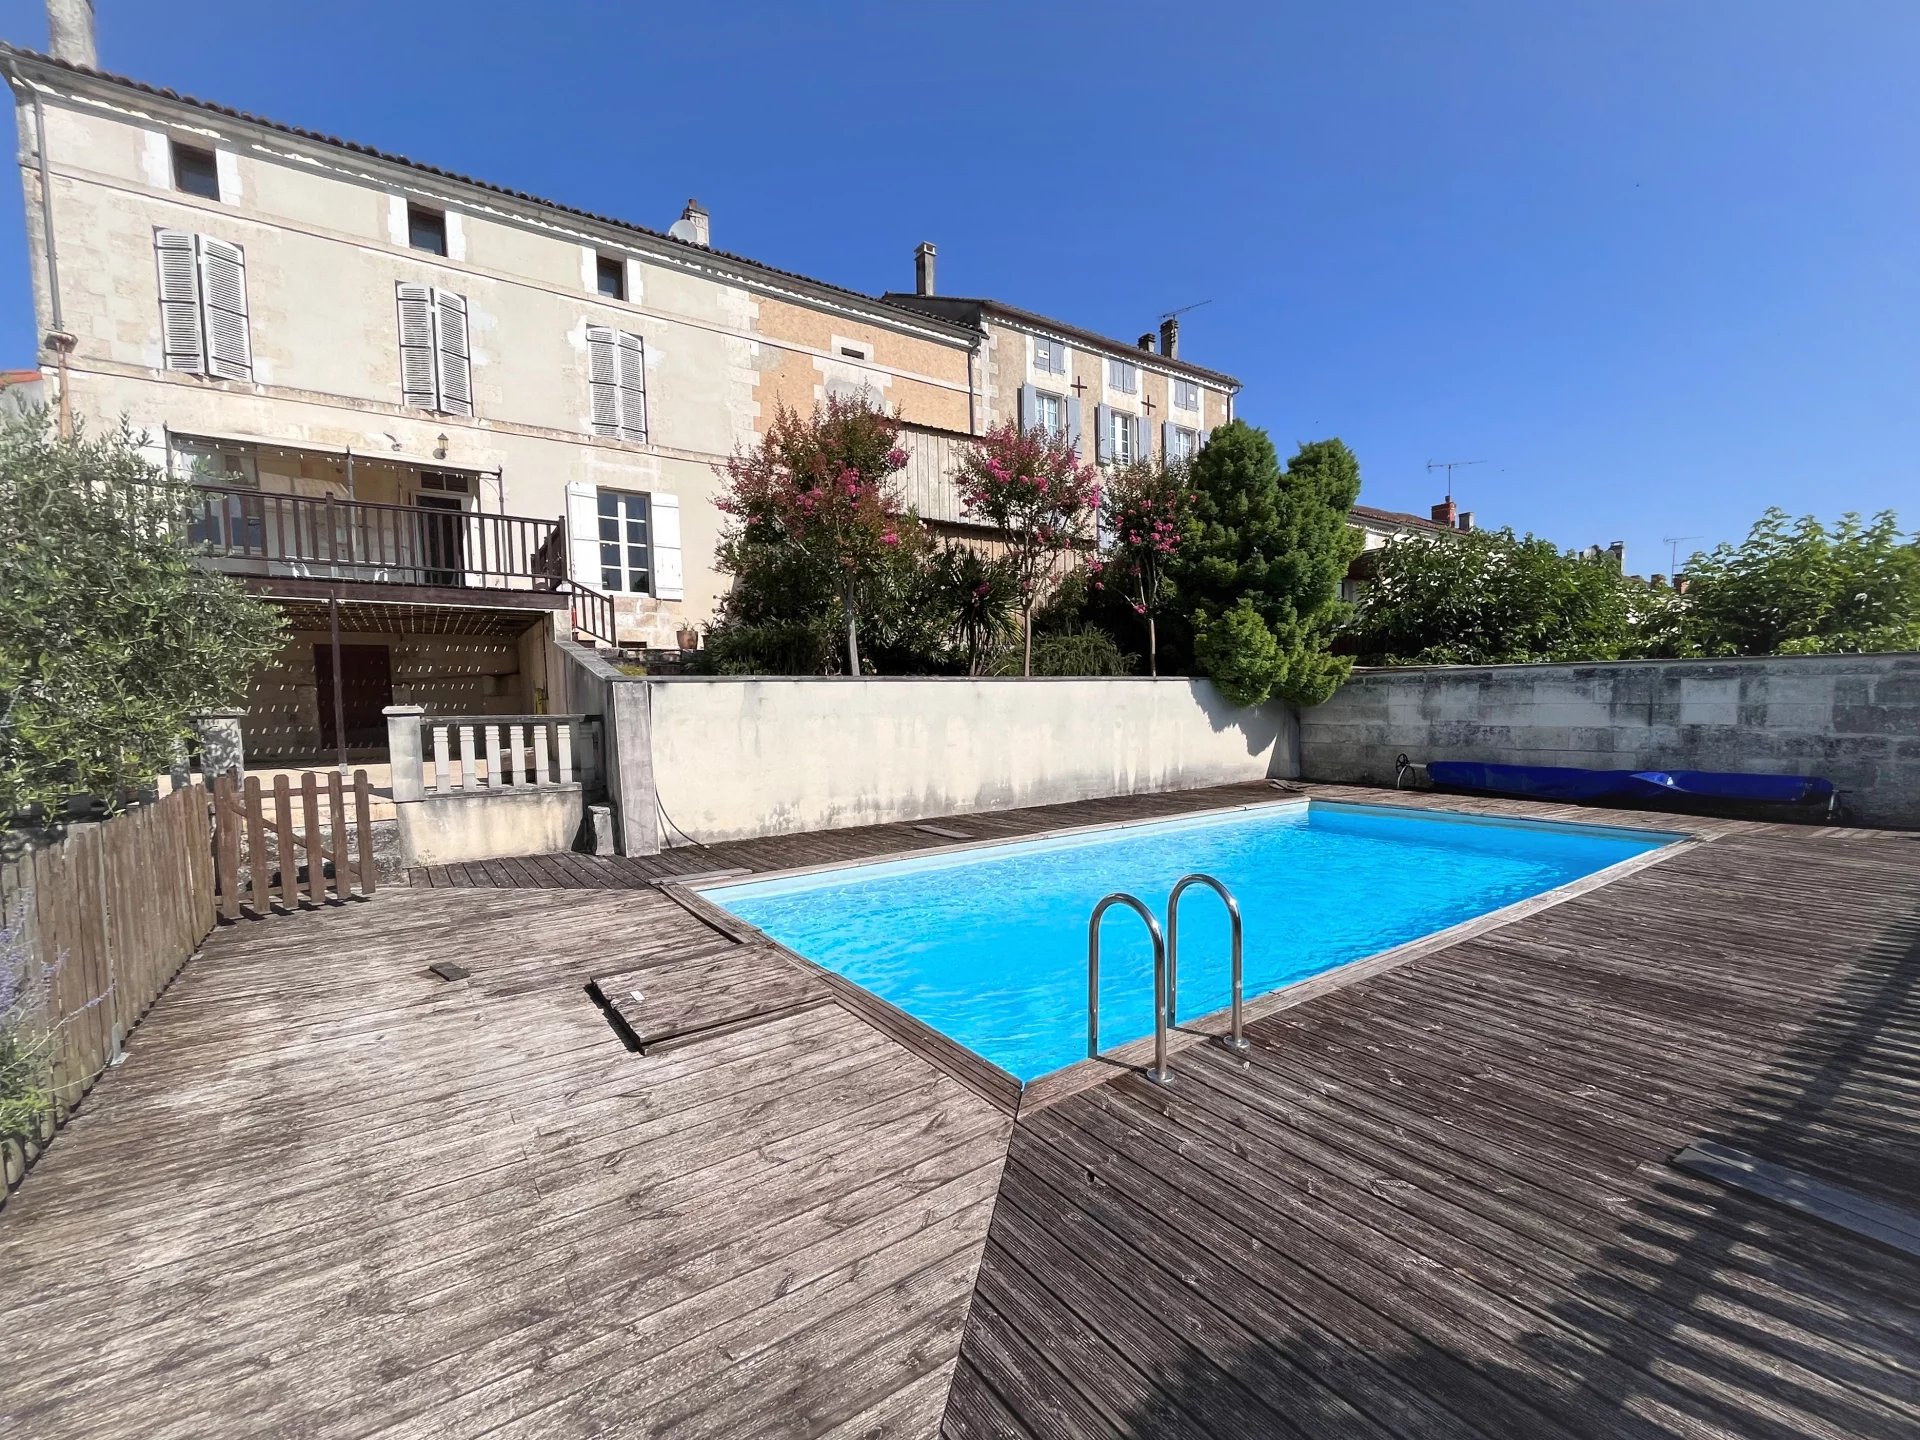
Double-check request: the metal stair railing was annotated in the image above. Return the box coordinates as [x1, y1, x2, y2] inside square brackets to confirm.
[1167, 873, 1249, 1054]
[1086, 892, 1172, 1085]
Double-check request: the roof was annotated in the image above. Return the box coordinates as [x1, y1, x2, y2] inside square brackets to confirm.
[1350, 502, 1455, 533]
[880, 293, 1241, 388]
[0, 368, 44, 387]
[0, 47, 978, 344]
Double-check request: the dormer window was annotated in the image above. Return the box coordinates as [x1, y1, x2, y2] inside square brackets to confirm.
[596, 253, 626, 299]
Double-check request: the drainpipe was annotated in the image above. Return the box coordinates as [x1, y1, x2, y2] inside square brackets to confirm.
[32, 91, 76, 438]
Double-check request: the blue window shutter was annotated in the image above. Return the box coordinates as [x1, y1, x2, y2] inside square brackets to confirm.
[1067, 397, 1083, 456]
[1018, 383, 1035, 430]
[1163, 421, 1176, 458]
[1095, 404, 1113, 463]
[1134, 414, 1148, 460]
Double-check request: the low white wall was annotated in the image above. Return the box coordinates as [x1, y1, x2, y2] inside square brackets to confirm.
[1300, 652, 1920, 828]
[396, 786, 586, 866]
[647, 678, 1299, 844]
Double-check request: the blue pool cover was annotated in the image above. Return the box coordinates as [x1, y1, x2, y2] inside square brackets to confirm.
[1428, 761, 1834, 806]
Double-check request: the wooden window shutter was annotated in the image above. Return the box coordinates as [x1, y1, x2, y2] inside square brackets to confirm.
[196, 237, 251, 381]
[1134, 414, 1149, 460]
[651, 491, 684, 600]
[1094, 404, 1113, 463]
[616, 331, 647, 442]
[564, 481, 601, 584]
[586, 325, 620, 437]
[396, 283, 438, 410]
[433, 289, 473, 416]
[155, 230, 205, 373]
[1018, 383, 1035, 430]
[1067, 397, 1084, 457]
[1163, 421, 1177, 459]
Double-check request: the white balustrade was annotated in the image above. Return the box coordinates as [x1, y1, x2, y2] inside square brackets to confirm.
[409, 715, 602, 795]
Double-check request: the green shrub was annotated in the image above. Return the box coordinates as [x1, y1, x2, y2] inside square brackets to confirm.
[1193, 600, 1284, 705]
[991, 625, 1135, 677]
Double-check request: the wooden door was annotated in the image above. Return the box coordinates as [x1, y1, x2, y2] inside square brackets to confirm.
[315, 644, 394, 751]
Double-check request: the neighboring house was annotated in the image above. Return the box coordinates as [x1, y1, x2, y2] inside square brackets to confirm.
[0, 366, 44, 418]
[1343, 499, 1478, 602]
[1, 38, 978, 761]
[883, 246, 1240, 490]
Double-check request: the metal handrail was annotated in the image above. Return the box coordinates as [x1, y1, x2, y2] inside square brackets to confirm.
[1167, 873, 1249, 1053]
[1087, 892, 1173, 1085]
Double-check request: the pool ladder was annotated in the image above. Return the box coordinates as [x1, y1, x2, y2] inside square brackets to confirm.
[1087, 874, 1249, 1086]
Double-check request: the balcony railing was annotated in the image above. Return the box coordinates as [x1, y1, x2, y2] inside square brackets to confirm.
[186, 484, 565, 592]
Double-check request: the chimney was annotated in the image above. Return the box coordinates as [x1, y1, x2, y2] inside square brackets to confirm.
[47, 0, 97, 67]
[1456, 510, 1474, 532]
[1137, 332, 1156, 353]
[1431, 498, 1458, 528]
[913, 241, 936, 296]
[1607, 540, 1626, 569]
[1159, 315, 1179, 358]
[667, 198, 709, 248]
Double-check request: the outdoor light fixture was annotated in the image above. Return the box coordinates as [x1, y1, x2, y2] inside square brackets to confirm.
[434, 432, 449, 459]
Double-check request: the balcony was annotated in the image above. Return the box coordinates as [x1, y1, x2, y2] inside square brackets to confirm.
[186, 483, 567, 593]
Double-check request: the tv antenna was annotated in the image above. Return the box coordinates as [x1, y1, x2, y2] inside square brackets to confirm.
[1662, 535, 1702, 573]
[1159, 300, 1213, 321]
[1425, 458, 1484, 501]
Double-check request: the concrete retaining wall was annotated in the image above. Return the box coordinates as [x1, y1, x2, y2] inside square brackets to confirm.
[1300, 653, 1920, 828]
[646, 677, 1299, 845]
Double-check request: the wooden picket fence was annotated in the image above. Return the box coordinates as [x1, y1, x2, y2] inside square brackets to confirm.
[1, 783, 218, 1201]
[210, 768, 377, 919]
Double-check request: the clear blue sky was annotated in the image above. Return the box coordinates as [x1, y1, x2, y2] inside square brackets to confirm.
[1, 0, 1914, 575]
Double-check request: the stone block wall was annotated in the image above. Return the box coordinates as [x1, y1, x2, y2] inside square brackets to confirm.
[1299, 653, 1920, 828]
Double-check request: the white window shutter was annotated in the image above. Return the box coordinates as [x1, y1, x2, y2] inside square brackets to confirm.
[615, 331, 647, 442]
[1068, 397, 1083, 457]
[396, 283, 438, 409]
[1134, 414, 1148, 461]
[197, 237, 251, 381]
[1163, 421, 1177, 459]
[155, 230, 204, 373]
[1095, 403, 1113, 463]
[651, 491, 683, 599]
[564, 481, 600, 585]
[433, 289, 473, 416]
[586, 324, 619, 437]
[1017, 383, 1034, 430]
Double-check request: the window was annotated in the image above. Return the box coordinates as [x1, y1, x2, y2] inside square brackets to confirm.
[586, 325, 648, 442]
[171, 142, 220, 201]
[596, 253, 626, 299]
[1108, 358, 1138, 394]
[396, 283, 473, 416]
[407, 204, 448, 256]
[1033, 390, 1064, 438]
[1110, 409, 1135, 464]
[1173, 378, 1200, 411]
[1034, 335, 1067, 374]
[1169, 426, 1199, 463]
[597, 489, 651, 594]
[417, 471, 471, 493]
[154, 230, 251, 380]
[840, 345, 869, 360]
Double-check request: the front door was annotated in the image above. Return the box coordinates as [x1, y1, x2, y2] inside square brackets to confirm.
[315, 644, 394, 751]
[415, 494, 465, 586]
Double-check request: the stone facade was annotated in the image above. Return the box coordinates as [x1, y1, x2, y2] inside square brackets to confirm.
[1299, 654, 1920, 829]
[2, 50, 977, 650]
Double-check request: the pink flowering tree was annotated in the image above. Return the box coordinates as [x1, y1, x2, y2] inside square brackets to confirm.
[1092, 460, 1190, 675]
[715, 393, 914, 675]
[954, 421, 1101, 676]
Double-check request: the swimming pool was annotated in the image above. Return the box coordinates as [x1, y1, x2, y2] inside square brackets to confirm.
[698, 801, 1676, 1083]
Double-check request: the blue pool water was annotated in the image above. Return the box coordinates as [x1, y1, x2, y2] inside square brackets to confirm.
[701, 802, 1672, 1082]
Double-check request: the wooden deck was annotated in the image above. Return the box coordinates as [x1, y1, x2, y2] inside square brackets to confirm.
[3, 782, 1916, 1439]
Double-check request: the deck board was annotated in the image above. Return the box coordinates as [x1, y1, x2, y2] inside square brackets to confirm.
[2, 781, 1915, 1438]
